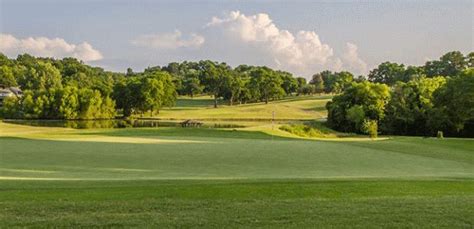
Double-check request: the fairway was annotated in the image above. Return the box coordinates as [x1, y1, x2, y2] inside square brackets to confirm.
[1, 121, 473, 227]
[151, 95, 331, 120]
[1, 122, 473, 180]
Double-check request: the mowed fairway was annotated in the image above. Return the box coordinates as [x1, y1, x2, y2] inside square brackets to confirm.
[1, 96, 473, 228]
[151, 95, 330, 120]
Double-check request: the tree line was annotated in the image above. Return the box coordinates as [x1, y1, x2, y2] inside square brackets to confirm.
[0, 54, 315, 119]
[0, 51, 472, 137]
[326, 51, 473, 137]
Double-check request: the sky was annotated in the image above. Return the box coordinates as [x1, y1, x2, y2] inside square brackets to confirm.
[0, 0, 472, 78]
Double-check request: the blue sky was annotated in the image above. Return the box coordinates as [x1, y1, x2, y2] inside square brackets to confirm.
[1, 0, 472, 78]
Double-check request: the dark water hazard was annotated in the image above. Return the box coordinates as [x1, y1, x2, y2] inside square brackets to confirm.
[3, 119, 245, 129]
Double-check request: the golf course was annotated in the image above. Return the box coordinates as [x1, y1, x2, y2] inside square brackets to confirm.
[1, 96, 473, 228]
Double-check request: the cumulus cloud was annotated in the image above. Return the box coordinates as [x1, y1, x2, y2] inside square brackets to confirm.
[131, 30, 205, 49]
[130, 11, 368, 77]
[206, 11, 358, 76]
[0, 34, 103, 61]
[341, 42, 368, 74]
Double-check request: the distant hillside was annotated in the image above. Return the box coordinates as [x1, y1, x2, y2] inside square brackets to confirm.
[146, 95, 331, 121]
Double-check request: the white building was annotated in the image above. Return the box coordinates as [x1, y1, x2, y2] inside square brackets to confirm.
[0, 86, 22, 106]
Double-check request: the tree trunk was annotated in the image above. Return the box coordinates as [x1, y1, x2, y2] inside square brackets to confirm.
[265, 96, 268, 104]
[230, 94, 234, 106]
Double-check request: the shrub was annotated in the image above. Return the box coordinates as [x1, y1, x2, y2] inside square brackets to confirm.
[362, 119, 378, 139]
[437, 131, 444, 139]
[279, 122, 341, 138]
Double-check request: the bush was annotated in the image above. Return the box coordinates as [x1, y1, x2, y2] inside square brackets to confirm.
[279, 122, 341, 138]
[362, 119, 378, 139]
[437, 131, 444, 139]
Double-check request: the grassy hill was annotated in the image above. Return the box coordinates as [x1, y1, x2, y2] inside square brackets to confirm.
[147, 95, 330, 120]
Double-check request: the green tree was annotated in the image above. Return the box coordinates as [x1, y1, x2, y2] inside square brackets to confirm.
[295, 77, 307, 95]
[382, 77, 446, 135]
[332, 71, 354, 93]
[319, 71, 353, 93]
[0, 65, 17, 87]
[310, 73, 324, 94]
[113, 71, 176, 117]
[326, 81, 390, 132]
[368, 62, 407, 85]
[346, 105, 366, 131]
[199, 61, 230, 108]
[58, 86, 79, 119]
[279, 71, 298, 95]
[429, 69, 474, 135]
[249, 67, 285, 104]
[181, 70, 203, 98]
[424, 51, 468, 77]
[18, 61, 62, 90]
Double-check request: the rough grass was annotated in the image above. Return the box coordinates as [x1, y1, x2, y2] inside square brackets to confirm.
[279, 121, 351, 138]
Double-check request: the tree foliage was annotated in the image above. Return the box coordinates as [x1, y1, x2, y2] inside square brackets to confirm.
[326, 81, 390, 132]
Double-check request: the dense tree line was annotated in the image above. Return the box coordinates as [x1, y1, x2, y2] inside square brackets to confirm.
[157, 61, 305, 107]
[0, 54, 120, 119]
[0, 54, 311, 118]
[326, 51, 473, 137]
[1, 50, 472, 137]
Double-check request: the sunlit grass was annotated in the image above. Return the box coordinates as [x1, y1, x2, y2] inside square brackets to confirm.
[147, 95, 331, 120]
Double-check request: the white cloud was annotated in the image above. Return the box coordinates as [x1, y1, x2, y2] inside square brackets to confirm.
[0, 34, 103, 61]
[131, 11, 368, 78]
[131, 30, 205, 49]
[341, 42, 367, 74]
[205, 11, 342, 76]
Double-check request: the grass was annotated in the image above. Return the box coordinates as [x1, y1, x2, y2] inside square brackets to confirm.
[1, 179, 473, 228]
[279, 121, 352, 138]
[0, 95, 473, 227]
[148, 95, 331, 120]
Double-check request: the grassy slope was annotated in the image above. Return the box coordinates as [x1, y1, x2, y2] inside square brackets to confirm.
[0, 94, 473, 227]
[150, 95, 330, 120]
[1, 124, 472, 180]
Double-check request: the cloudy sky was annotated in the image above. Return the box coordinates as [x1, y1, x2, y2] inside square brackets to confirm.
[0, 0, 472, 78]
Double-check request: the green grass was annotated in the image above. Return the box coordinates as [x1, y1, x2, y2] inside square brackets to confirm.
[1, 179, 473, 228]
[279, 121, 352, 138]
[0, 96, 473, 228]
[1, 126, 473, 180]
[149, 95, 331, 120]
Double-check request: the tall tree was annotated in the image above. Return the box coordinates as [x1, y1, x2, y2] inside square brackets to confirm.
[424, 51, 468, 77]
[309, 73, 324, 94]
[18, 61, 62, 90]
[199, 61, 230, 108]
[382, 76, 446, 135]
[0, 66, 17, 87]
[368, 62, 406, 85]
[429, 69, 474, 135]
[181, 70, 203, 98]
[249, 67, 285, 104]
[326, 81, 390, 132]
